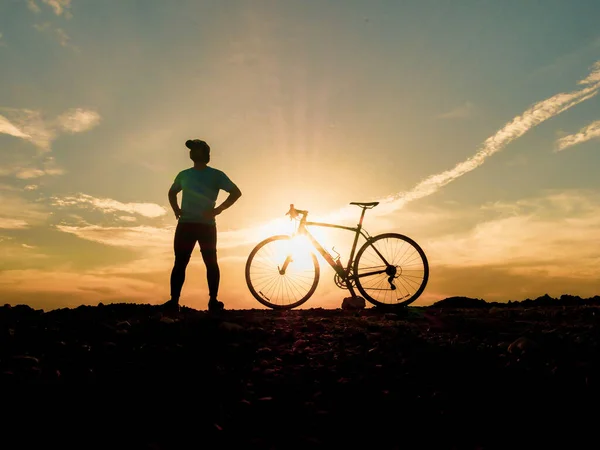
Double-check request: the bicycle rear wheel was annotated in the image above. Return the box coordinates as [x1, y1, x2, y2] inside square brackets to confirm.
[245, 235, 320, 310]
[353, 233, 428, 308]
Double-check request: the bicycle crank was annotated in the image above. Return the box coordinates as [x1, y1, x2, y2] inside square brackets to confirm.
[334, 271, 356, 289]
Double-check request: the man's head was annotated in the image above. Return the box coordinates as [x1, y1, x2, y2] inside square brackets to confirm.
[185, 139, 210, 164]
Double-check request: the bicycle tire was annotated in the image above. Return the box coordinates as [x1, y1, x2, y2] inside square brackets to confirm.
[245, 235, 320, 310]
[353, 233, 429, 308]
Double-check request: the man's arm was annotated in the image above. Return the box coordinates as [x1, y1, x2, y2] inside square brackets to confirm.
[168, 185, 182, 219]
[213, 185, 242, 216]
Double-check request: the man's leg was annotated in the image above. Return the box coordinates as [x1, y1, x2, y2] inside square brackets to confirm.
[170, 222, 197, 303]
[198, 223, 222, 309]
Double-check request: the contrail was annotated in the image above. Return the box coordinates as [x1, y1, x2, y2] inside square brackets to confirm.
[555, 119, 600, 152]
[314, 60, 600, 224]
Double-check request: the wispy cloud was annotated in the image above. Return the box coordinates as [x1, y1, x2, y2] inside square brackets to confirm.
[27, 0, 41, 13]
[0, 185, 50, 229]
[0, 115, 30, 139]
[33, 22, 77, 50]
[1, 155, 66, 180]
[28, 0, 72, 18]
[428, 190, 600, 274]
[56, 224, 172, 249]
[0, 219, 29, 229]
[42, 0, 73, 18]
[578, 61, 600, 86]
[14, 169, 46, 180]
[54, 27, 72, 48]
[555, 120, 600, 152]
[56, 108, 101, 133]
[0, 107, 56, 150]
[0, 107, 100, 151]
[437, 101, 474, 119]
[52, 193, 168, 218]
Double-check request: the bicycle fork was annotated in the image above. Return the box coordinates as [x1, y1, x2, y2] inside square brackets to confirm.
[278, 250, 360, 297]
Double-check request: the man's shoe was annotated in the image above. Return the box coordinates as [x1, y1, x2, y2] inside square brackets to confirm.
[161, 299, 180, 313]
[208, 299, 224, 312]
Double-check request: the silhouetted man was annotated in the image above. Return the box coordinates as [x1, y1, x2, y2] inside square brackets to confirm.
[162, 139, 242, 312]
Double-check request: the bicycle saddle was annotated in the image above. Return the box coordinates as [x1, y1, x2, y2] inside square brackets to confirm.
[350, 202, 379, 208]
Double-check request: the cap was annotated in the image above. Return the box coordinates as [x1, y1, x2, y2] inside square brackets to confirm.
[185, 139, 210, 152]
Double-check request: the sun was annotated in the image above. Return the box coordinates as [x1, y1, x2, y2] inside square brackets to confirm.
[286, 234, 316, 269]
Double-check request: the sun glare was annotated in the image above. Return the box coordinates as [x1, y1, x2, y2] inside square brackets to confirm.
[285, 234, 315, 270]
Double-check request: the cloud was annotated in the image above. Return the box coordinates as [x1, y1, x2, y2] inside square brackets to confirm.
[28, 0, 72, 18]
[55, 224, 173, 249]
[427, 190, 600, 276]
[53, 212, 296, 254]
[14, 157, 65, 179]
[437, 101, 474, 119]
[0, 107, 56, 150]
[27, 0, 41, 13]
[0, 154, 65, 179]
[54, 28, 72, 48]
[578, 61, 600, 86]
[555, 120, 600, 152]
[15, 169, 45, 179]
[52, 193, 168, 218]
[0, 106, 100, 151]
[3, 155, 66, 180]
[0, 185, 50, 228]
[33, 22, 50, 32]
[33, 22, 77, 50]
[0, 269, 160, 310]
[0, 115, 30, 139]
[56, 108, 101, 133]
[42, 0, 72, 18]
[0, 219, 29, 229]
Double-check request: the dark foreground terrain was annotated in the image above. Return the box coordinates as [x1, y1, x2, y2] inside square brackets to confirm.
[3, 296, 600, 449]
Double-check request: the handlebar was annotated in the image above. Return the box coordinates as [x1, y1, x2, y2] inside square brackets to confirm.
[286, 204, 308, 220]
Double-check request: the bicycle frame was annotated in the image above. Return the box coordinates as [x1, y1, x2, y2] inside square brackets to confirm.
[280, 206, 390, 297]
[300, 220, 367, 278]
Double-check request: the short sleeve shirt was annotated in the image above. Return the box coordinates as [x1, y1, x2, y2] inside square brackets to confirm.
[171, 167, 236, 225]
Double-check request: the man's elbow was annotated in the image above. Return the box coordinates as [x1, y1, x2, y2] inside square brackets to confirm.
[233, 186, 242, 198]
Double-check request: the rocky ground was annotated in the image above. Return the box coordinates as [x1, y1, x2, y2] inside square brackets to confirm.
[2, 299, 600, 449]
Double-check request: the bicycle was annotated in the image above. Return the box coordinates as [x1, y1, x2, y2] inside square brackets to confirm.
[245, 202, 429, 310]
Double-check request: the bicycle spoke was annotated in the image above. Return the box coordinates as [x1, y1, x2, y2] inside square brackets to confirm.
[354, 233, 428, 307]
[246, 236, 320, 309]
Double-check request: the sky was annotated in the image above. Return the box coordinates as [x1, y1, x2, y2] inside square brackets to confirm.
[1, 0, 600, 311]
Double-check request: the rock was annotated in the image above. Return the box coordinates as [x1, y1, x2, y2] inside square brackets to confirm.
[293, 339, 310, 350]
[160, 316, 176, 324]
[220, 322, 244, 332]
[342, 296, 366, 310]
[508, 336, 539, 355]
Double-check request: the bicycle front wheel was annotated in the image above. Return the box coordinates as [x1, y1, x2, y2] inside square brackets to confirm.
[245, 235, 320, 310]
[353, 233, 429, 307]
